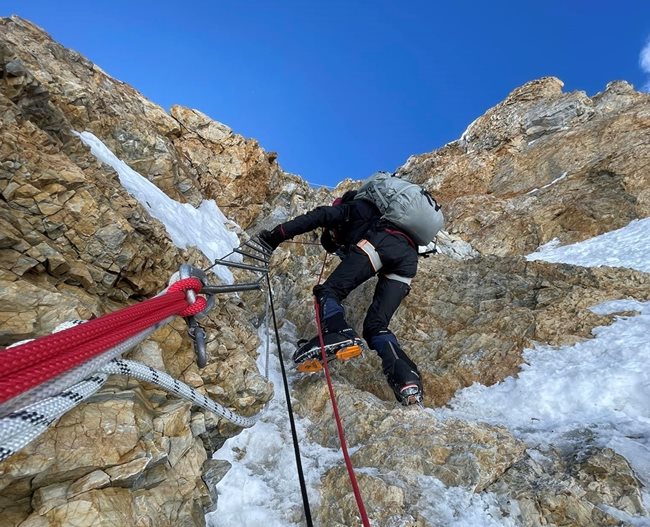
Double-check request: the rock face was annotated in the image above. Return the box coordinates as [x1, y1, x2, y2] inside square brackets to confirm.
[295, 382, 526, 526]
[399, 77, 650, 256]
[259, 79, 650, 525]
[1, 15, 649, 527]
[170, 105, 285, 228]
[0, 16, 275, 527]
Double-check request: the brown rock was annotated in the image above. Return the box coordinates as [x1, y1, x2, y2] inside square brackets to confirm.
[68, 470, 111, 498]
[400, 77, 650, 255]
[2, 13, 650, 527]
[170, 105, 285, 228]
[298, 383, 525, 525]
[488, 447, 647, 526]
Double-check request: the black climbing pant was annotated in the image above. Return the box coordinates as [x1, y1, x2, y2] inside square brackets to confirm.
[313, 228, 418, 361]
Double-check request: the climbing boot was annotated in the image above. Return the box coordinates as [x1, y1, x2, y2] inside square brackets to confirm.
[393, 378, 424, 406]
[386, 362, 423, 405]
[375, 340, 424, 406]
[293, 329, 363, 373]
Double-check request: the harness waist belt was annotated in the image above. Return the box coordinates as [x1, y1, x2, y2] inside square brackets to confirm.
[357, 239, 383, 272]
[384, 273, 412, 285]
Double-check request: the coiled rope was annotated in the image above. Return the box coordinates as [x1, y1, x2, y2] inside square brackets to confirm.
[0, 277, 205, 412]
[0, 321, 171, 417]
[0, 357, 256, 463]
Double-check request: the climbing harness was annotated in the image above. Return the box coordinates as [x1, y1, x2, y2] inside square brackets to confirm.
[0, 240, 271, 463]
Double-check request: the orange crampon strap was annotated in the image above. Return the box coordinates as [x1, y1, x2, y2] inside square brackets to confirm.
[296, 344, 363, 373]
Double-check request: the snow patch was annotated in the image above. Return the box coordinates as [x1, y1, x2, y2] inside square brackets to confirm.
[75, 131, 240, 283]
[434, 300, 650, 491]
[600, 504, 650, 527]
[460, 115, 482, 144]
[416, 476, 519, 527]
[526, 171, 568, 195]
[207, 322, 342, 526]
[526, 217, 650, 273]
[589, 299, 647, 316]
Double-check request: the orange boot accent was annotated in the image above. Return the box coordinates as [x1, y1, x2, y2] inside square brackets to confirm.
[335, 345, 362, 361]
[297, 358, 323, 373]
[297, 345, 363, 373]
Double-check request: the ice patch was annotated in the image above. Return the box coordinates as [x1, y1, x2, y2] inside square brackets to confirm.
[435, 300, 650, 489]
[416, 476, 518, 527]
[527, 217, 650, 273]
[75, 131, 240, 283]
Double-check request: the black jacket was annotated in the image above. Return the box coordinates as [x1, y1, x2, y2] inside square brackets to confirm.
[281, 198, 381, 251]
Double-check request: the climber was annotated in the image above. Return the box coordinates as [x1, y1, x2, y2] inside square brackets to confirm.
[256, 173, 443, 406]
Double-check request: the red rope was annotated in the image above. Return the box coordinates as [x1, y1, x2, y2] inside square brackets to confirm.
[0, 278, 204, 405]
[313, 256, 371, 527]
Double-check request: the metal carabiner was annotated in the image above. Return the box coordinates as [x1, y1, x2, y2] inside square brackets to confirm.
[171, 263, 215, 368]
[187, 317, 207, 368]
[175, 264, 215, 320]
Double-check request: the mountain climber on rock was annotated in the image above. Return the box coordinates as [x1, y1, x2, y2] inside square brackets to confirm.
[256, 172, 443, 406]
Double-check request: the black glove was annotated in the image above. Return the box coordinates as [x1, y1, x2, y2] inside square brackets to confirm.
[257, 226, 285, 252]
[320, 229, 339, 254]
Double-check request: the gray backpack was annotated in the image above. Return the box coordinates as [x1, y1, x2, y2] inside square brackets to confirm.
[355, 172, 444, 246]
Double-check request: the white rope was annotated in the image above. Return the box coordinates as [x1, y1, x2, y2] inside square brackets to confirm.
[1, 312, 259, 463]
[0, 356, 257, 463]
[0, 374, 108, 444]
[103, 359, 257, 428]
[0, 374, 109, 462]
[0, 320, 170, 418]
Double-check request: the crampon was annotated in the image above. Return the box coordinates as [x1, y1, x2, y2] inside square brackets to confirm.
[396, 383, 424, 406]
[296, 343, 363, 373]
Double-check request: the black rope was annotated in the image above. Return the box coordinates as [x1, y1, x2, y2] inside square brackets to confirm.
[200, 235, 313, 523]
[265, 273, 314, 526]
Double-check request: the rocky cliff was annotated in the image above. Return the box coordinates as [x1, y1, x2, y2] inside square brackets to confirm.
[1, 15, 649, 527]
[271, 79, 650, 526]
[0, 16, 280, 526]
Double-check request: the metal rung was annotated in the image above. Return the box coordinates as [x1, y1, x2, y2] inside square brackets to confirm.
[244, 239, 272, 256]
[212, 259, 268, 273]
[201, 283, 261, 294]
[233, 248, 269, 264]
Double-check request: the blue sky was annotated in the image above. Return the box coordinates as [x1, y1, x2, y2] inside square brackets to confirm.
[3, 1, 650, 187]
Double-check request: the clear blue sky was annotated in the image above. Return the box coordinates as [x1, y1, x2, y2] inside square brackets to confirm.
[3, 1, 650, 187]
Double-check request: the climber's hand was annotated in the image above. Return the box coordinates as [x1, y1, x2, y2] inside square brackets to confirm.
[256, 226, 285, 252]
